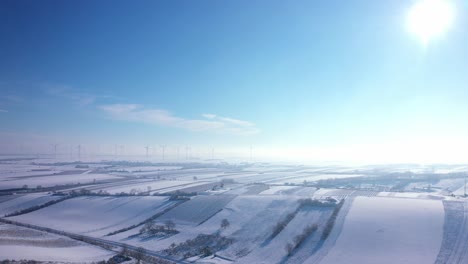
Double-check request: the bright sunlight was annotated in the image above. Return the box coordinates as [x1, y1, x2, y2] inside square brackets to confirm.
[407, 0, 456, 45]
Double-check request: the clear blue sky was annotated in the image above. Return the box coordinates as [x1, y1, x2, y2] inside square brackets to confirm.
[1, 0, 468, 162]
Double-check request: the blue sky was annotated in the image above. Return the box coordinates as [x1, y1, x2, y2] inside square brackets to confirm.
[1, 0, 468, 162]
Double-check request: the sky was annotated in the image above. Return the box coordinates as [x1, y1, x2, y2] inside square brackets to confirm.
[1, 0, 468, 163]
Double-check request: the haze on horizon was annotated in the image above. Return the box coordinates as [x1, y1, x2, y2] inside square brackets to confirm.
[1, 0, 468, 164]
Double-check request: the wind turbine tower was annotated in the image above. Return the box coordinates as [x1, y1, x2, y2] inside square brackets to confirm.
[51, 144, 59, 159]
[160, 145, 166, 161]
[145, 146, 150, 158]
[77, 144, 81, 161]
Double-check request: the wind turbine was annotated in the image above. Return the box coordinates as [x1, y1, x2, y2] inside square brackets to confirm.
[160, 145, 166, 161]
[145, 146, 150, 158]
[77, 144, 81, 161]
[120, 145, 125, 156]
[51, 144, 59, 159]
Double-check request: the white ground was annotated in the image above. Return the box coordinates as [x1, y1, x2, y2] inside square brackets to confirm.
[108, 195, 300, 256]
[100, 179, 209, 194]
[0, 173, 119, 189]
[0, 223, 114, 262]
[0, 193, 60, 216]
[318, 197, 444, 264]
[259, 185, 297, 195]
[157, 195, 236, 225]
[239, 207, 332, 264]
[10, 196, 173, 236]
[266, 174, 364, 185]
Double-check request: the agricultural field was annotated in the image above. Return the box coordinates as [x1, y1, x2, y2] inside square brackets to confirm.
[318, 197, 444, 264]
[1, 158, 468, 263]
[10, 196, 174, 237]
[0, 193, 61, 216]
[0, 223, 113, 262]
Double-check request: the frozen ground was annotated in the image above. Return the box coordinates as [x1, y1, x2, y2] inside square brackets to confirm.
[0, 173, 120, 189]
[1, 158, 467, 263]
[0, 193, 61, 216]
[157, 195, 236, 226]
[239, 206, 333, 264]
[0, 223, 113, 262]
[435, 200, 468, 264]
[10, 196, 174, 236]
[218, 196, 300, 260]
[318, 197, 444, 264]
[99, 179, 211, 194]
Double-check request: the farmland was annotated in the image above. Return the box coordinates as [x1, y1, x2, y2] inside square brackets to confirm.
[1, 158, 468, 263]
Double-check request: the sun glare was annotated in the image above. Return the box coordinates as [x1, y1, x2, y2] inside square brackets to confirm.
[407, 0, 456, 45]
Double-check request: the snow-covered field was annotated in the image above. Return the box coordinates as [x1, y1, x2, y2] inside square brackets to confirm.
[99, 179, 211, 194]
[0, 223, 113, 262]
[158, 195, 236, 226]
[259, 185, 297, 195]
[239, 206, 332, 264]
[0, 193, 60, 216]
[10, 196, 174, 236]
[2, 158, 468, 263]
[318, 197, 444, 264]
[266, 174, 364, 185]
[0, 173, 120, 189]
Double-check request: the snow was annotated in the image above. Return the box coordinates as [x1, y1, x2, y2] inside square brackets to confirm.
[434, 178, 465, 193]
[100, 179, 210, 194]
[436, 200, 468, 263]
[318, 197, 444, 264]
[219, 196, 299, 260]
[259, 185, 297, 195]
[158, 195, 236, 225]
[0, 193, 61, 216]
[123, 166, 183, 172]
[239, 206, 333, 264]
[10, 196, 174, 236]
[0, 223, 114, 262]
[0, 173, 119, 189]
[266, 174, 364, 185]
[108, 195, 299, 255]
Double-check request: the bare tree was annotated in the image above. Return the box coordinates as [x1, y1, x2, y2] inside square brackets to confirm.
[285, 243, 294, 256]
[135, 246, 146, 264]
[165, 220, 176, 231]
[221, 219, 230, 230]
[120, 243, 130, 256]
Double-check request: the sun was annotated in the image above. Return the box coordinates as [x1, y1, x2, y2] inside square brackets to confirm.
[406, 0, 456, 45]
